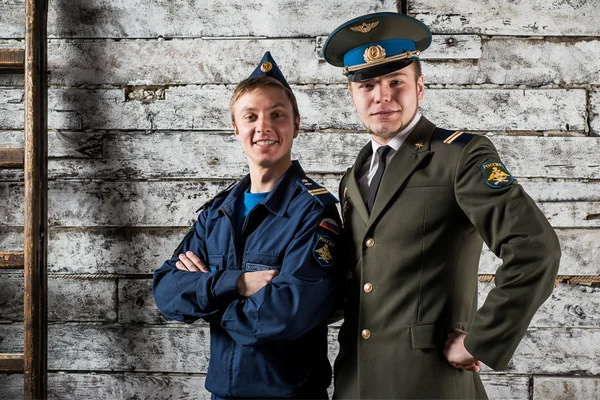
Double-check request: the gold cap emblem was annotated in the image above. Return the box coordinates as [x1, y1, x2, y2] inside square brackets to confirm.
[363, 45, 386, 63]
[350, 21, 380, 33]
[260, 61, 273, 73]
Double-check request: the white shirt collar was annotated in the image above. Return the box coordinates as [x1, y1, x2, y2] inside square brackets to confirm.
[369, 113, 422, 170]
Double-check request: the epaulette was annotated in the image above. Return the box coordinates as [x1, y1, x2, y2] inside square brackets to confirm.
[431, 128, 478, 148]
[195, 181, 236, 213]
[297, 177, 339, 206]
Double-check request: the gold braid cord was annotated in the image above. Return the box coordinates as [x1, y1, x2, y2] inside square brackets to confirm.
[342, 50, 421, 75]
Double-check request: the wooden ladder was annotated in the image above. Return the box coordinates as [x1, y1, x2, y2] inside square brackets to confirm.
[0, 0, 49, 398]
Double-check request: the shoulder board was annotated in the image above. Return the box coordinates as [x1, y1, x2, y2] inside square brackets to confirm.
[431, 128, 478, 148]
[195, 181, 236, 213]
[297, 177, 339, 206]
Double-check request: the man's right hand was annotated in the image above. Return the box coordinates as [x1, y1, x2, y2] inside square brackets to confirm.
[236, 270, 279, 297]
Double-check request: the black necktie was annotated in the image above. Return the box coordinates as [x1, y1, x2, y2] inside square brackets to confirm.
[366, 145, 392, 212]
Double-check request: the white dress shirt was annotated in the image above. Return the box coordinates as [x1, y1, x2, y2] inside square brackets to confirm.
[357, 113, 422, 200]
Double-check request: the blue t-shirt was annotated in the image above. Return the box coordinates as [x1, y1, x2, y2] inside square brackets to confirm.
[234, 189, 269, 239]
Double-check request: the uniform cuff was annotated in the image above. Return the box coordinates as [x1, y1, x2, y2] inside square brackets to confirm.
[212, 270, 245, 305]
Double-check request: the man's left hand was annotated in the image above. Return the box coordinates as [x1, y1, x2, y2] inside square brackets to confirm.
[176, 251, 210, 272]
[443, 328, 483, 373]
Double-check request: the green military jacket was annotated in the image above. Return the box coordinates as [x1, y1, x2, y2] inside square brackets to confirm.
[333, 117, 561, 399]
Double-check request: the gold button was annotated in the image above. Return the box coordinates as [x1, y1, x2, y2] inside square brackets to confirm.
[361, 329, 371, 340]
[365, 238, 375, 248]
[363, 283, 373, 293]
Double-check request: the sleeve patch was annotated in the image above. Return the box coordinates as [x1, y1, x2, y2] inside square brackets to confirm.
[318, 218, 340, 235]
[312, 234, 336, 268]
[480, 160, 514, 189]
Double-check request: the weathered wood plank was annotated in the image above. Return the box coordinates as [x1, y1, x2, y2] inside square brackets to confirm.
[590, 89, 600, 136]
[0, 48, 24, 75]
[474, 38, 600, 86]
[0, 372, 210, 400]
[0, 87, 587, 132]
[538, 202, 600, 229]
[2, 180, 600, 228]
[0, 147, 24, 168]
[36, 36, 480, 87]
[0, 0, 397, 38]
[1, 325, 597, 374]
[1, 180, 599, 228]
[479, 228, 600, 276]
[1, 133, 595, 181]
[0, 353, 24, 373]
[0, 372, 532, 400]
[0, 324, 213, 372]
[0, 276, 117, 322]
[479, 283, 600, 329]
[0, 130, 104, 158]
[0, 250, 24, 269]
[119, 279, 167, 324]
[503, 328, 600, 374]
[2, 226, 596, 276]
[480, 374, 530, 400]
[0, 372, 209, 399]
[122, 279, 600, 328]
[533, 377, 600, 400]
[21, 37, 600, 87]
[411, 0, 600, 36]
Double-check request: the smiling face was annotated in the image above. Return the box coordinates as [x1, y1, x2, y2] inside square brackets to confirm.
[349, 63, 424, 143]
[232, 84, 300, 174]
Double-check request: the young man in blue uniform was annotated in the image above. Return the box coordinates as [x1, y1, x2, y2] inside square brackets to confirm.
[322, 12, 561, 399]
[153, 52, 344, 399]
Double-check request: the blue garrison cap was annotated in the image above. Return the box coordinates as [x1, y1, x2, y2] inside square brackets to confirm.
[323, 12, 432, 82]
[248, 51, 292, 91]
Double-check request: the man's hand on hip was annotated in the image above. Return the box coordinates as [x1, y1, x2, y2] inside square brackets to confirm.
[443, 328, 483, 373]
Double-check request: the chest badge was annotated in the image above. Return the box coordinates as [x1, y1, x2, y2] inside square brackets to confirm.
[480, 160, 514, 188]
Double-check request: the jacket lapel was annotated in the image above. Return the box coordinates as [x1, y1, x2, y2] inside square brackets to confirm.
[368, 117, 436, 225]
[345, 142, 372, 224]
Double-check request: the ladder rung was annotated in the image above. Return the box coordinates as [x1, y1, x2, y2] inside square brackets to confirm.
[0, 251, 24, 269]
[0, 353, 24, 373]
[0, 49, 25, 73]
[0, 148, 24, 168]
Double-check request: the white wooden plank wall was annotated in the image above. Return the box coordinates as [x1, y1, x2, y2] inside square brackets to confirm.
[1, 0, 599, 399]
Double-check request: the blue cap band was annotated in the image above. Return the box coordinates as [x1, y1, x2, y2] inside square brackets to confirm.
[343, 38, 418, 67]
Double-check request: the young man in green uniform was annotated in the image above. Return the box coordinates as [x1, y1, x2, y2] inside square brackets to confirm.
[322, 12, 561, 399]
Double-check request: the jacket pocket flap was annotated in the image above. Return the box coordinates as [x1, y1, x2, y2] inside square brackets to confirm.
[410, 323, 438, 349]
[207, 254, 224, 271]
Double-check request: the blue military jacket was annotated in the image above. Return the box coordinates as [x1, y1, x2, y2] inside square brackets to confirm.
[153, 161, 344, 399]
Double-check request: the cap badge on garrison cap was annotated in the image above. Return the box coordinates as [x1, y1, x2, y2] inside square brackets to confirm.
[350, 21, 379, 33]
[260, 61, 273, 73]
[248, 51, 292, 91]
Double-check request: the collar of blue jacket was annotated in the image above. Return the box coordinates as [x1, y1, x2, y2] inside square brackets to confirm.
[219, 160, 305, 217]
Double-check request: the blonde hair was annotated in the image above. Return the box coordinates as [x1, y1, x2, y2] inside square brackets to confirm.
[230, 76, 300, 123]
